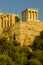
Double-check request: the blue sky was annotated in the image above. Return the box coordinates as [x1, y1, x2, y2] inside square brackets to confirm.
[0, 0, 43, 21]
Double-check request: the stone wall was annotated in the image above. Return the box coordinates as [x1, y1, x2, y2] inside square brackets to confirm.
[6, 20, 43, 46]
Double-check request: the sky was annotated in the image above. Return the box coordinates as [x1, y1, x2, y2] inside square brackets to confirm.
[0, 0, 43, 21]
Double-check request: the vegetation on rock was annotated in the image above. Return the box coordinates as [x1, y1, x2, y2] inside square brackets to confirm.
[0, 31, 43, 65]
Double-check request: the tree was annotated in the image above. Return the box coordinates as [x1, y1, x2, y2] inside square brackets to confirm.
[0, 35, 32, 65]
[0, 54, 15, 65]
[24, 59, 42, 65]
[32, 50, 43, 64]
[32, 31, 43, 50]
[32, 31, 43, 65]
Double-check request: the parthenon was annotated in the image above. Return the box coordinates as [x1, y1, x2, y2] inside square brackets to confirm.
[0, 12, 20, 28]
[0, 8, 43, 46]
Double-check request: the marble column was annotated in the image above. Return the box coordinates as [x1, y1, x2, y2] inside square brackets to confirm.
[32, 11, 34, 20]
[29, 11, 31, 20]
[34, 11, 38, 20]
